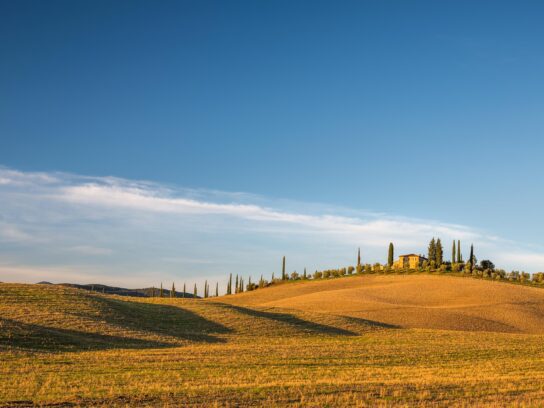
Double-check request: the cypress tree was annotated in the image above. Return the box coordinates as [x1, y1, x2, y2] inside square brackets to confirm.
[436, 238, 443, 265]
[452, 240, 456, 264]
[227, 273, 232, 295]
[271, 272, 275, 281]
[388, 243, 394, 267]
[193, 283, 197, 298]
[282, 256, 286, 280]
[303, 268, 307, 279]
[215, 282, 218, 297]
[160, 282, 164, 298]
[457, 240, 462, 263]
[235, 275, 239, 294]
[171, 282, 175, 298]
[183, 283, 186, 298]
[204, 280, 208, 298]
[357, 248, 361, 267]
[428, 238, 436, 265]
[468, 244, 474, 273]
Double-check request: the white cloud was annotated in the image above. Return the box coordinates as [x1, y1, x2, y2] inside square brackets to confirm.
[0, 166, 544, 287]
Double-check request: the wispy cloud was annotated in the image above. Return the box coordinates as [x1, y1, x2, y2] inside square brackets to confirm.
[0, 166, 543, 288]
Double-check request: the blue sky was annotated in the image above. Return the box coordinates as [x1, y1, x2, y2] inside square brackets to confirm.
[1, 1, 544, 288]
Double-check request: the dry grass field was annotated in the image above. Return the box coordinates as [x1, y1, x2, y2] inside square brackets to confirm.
[2, 275, 544, 407]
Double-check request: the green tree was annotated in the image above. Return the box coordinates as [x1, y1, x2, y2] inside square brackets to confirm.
[215, 282, 218, 297]
[357, 248, 361, 267]
[436, 238, 443, 265]
[160, 282, 164, 298]
[452, 240, 456, 264]
[428, 238, 436, 264]
[204, 280, 208, 298]
[303, 268, 307, 279]
[227, 273, 232, 295]
[171, 282, 175, 298]
[193, 283, 197, 298]
[183, 283, 186, 298]
[235, 275, 239, 294]
[282, 256, 286, 280]
[388, 243, 394, 267]
[467, 244, 474, 273]
[457, 240, 462, 263]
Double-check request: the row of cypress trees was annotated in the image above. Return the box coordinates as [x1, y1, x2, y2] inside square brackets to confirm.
[150, 241, 479, 299]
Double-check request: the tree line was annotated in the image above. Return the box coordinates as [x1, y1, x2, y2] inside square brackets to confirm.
[147, 239, 542, 299]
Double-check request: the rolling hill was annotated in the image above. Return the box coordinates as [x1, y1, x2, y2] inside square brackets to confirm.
[217, 274, 544, 334]
[2, 275, 544, 406]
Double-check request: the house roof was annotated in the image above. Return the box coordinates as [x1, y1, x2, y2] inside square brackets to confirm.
[399, 254, 428, 259]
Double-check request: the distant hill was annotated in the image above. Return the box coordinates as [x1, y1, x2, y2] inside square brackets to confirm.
[38, 282, 198, 298]
[217, 274, 544, 334]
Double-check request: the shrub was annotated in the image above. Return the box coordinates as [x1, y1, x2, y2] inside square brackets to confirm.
[373, 263, 382, 273]
[533, 272, 544, 284]
[347, 266, 355, 275]
[356, 264, 363, 274]
[314, 271, 323, 279]
[364, 264, 372, 274]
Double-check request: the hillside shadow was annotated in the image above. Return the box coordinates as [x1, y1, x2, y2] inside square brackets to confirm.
[0, 317, 175, 352]
[91, 296, 232, 342]
[340, 315, 400, 329]
[215, 304, 358, 336]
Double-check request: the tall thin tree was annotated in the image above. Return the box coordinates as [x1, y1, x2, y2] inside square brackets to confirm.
[436, 238, 443, 265]
[428, 238, 436, 264]
[282, 256, 286, 280]
[171, 282, 175, 298]
[235, 275, 239, 294]
[452, 240, 456, 264]
[457, 240, 462, 263]
[183, 283, 186, 298]
[388, 243, 394, 267]
[215, 282, 219, 297]
[357, 248, 361, 267]
[160, 282, 164, 298]
[468, 244, 474, 273]
[193, 283, 197, 298]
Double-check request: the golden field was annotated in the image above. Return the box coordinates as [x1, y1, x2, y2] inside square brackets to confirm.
[2, 275, 544, 407]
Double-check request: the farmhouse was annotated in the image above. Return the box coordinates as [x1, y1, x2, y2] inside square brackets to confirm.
[393, 254, 427, 269]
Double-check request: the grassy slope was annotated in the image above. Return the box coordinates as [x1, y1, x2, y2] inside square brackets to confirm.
[1, 278, 544, 406]
[219, 274, 544, 334]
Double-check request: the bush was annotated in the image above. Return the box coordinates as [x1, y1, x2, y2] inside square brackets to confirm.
[373, 263, 382, 273]
[313, 271, 323, 279]
[347, 266, 355, 275]
[364, 264, 372, 274]
[356, 264, 363, 274]
[533, 272, 544, 284]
